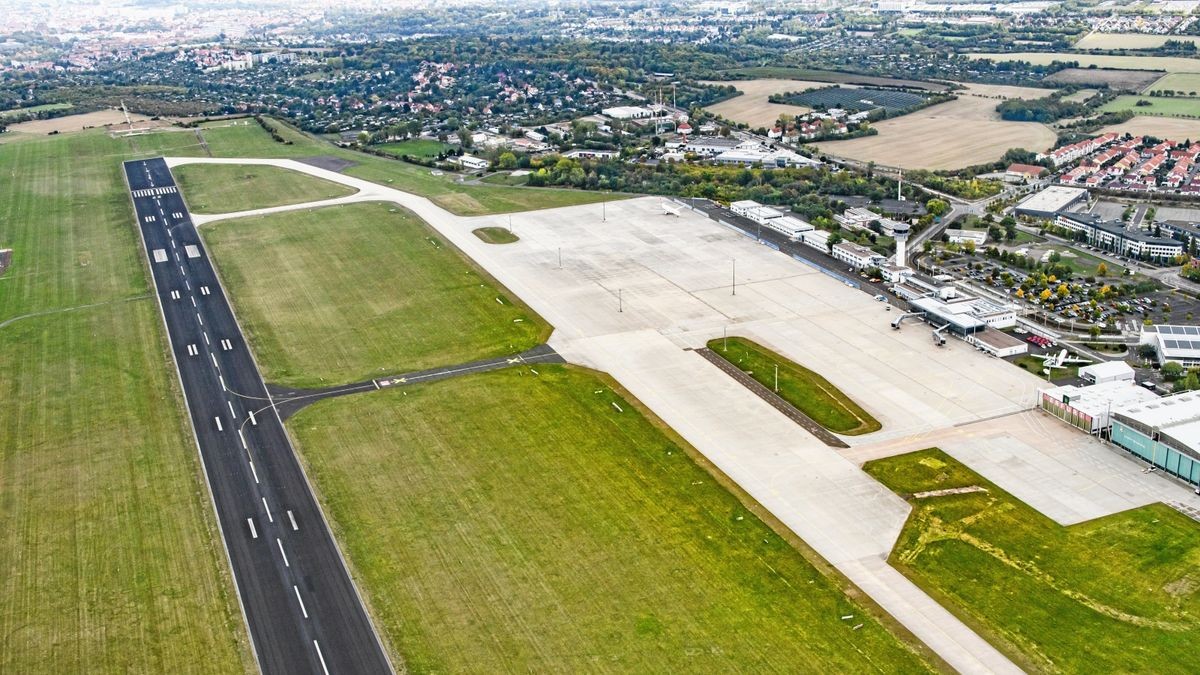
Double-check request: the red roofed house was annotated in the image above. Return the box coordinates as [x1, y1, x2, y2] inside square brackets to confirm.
[1006, 163, 1046, 181]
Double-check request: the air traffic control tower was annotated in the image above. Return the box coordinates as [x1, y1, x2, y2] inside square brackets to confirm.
[892, 220, 911, 267]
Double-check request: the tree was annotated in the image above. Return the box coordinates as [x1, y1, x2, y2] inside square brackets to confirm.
[1039, 288, 1053, 302]
[1163, 361, 1186, 381]
[1089, 325, 1101, 338]
[498, 152, 517, 170]
[1096, 262, 1108, 277]
[926, 198, 950, 217]
[1056, 283, 1070, 298]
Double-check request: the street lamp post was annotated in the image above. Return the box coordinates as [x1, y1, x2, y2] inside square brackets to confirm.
[618, 288, 623, 313]
[732, 258, 736, 296]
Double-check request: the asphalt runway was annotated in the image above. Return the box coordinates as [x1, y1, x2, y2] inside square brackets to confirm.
[123, 158, 392, 675]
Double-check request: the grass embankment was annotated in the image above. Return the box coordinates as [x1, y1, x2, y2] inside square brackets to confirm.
[202, 202, 547, 387]
[289, 365, 936, 673]
[706, 336, 880, 434]
[471, 226, 519, 244]
[173, 163, 356, 213]
[0, 130, 251, 672]
[192, 118, 626, 216]
[865, 448, 1200, 674]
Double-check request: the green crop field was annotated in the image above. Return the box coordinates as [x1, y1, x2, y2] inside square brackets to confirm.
[1100, 95, 1200, 119]
[173, 163, 356, 213]
[201, 202, 547, 387]
[375, 139, 449, 158]
[865, 448, 1200, 674]
[705, 336, 880, 434]
[0, 131, 251, 672]
[289, 365, 936, 673]
[191, 119, 625, 216]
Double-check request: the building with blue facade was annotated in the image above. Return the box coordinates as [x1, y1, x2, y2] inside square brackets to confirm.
[1111, 391, 1200, 486]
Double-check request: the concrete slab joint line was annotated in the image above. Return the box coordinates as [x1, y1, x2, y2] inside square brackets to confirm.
[166, 154, 1200, 675]
[695, 347, 849, 448]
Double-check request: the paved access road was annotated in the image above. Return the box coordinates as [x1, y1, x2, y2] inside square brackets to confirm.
[123, 158, 392, 675]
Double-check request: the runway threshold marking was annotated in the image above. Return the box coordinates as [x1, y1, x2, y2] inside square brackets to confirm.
[187, 344, 198, 357]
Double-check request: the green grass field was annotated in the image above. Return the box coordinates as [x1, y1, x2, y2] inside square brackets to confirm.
[191, 118, 625, 216]
[1099, 95, 1200, 119]
[471, 226, 519, 244]
[865, 448, 1200, 674]
[0, 102, 73, 118]
[0, 130, 251, 672]
[289, 365, 936, 672]
[201, 202, 548, 387]
[1147, 73, 1200, 96]
[1012, 354, 1078, 382]
[375, 139, 449, 158]
[173, 163, 356, 213]
[706, 336, 880, 434]
[480, 170, 530, 186]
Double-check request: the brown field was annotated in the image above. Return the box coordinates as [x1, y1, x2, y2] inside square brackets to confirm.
[1100, 115, 1200, 141]
[703, 79, 821, 128]
[1043, 67, 1164, 91]
[971, 52, 1200, 74]
[811, 83, 1059, 170]
[1074, 32, 1200, 51]
[6, 109, 152, 134]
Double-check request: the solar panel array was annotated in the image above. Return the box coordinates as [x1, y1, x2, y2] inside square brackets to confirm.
[1160, 325, 1200, 336]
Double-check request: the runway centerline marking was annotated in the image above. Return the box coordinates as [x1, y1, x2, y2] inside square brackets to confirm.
[295, 587, 309, 619]
[276, 538, 290, 567]
[313, 641, 329, 675]
[262, 497, 274, 523]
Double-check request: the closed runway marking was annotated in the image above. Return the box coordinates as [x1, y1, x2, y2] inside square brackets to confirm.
[295, 587, 309, 619]
[262, 497, 274, 523]
[288, 510, 298, 531]
[214, 417, 223, 431]
[228, 401, 237, 418]
[277, 538, 289, 567]
[247, 518, 258, 539]
[313, 641, 328, 674]
[249, 460, 260, 484]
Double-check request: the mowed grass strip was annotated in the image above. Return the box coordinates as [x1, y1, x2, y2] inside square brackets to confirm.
[193, 118, 627, 216]
[471, 226, 519, 244]
[173, 163, 356, 213]
[202, 202, 547, 387]
[706, 336, 880, 434]
[0, 303, 252, 674]
[864, 448, 1200, 674]
[289, 365, 935, 673]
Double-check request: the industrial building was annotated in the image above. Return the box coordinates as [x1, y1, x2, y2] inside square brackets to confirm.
[1013, 185, 1089, 219]
[729, 200, 814, 239]
[968, 327, 1028, 357]
[601, 105, 653, 120]
[1079, 360, 1135, 384]
[1038, 380, 1157, 434]
[832, 241, 884, 270]
[835, 207, 908, 237]
[943, 228, 988, 246]
[1142, 324, 1200, 367]
[1111, 391, 1200, 485]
